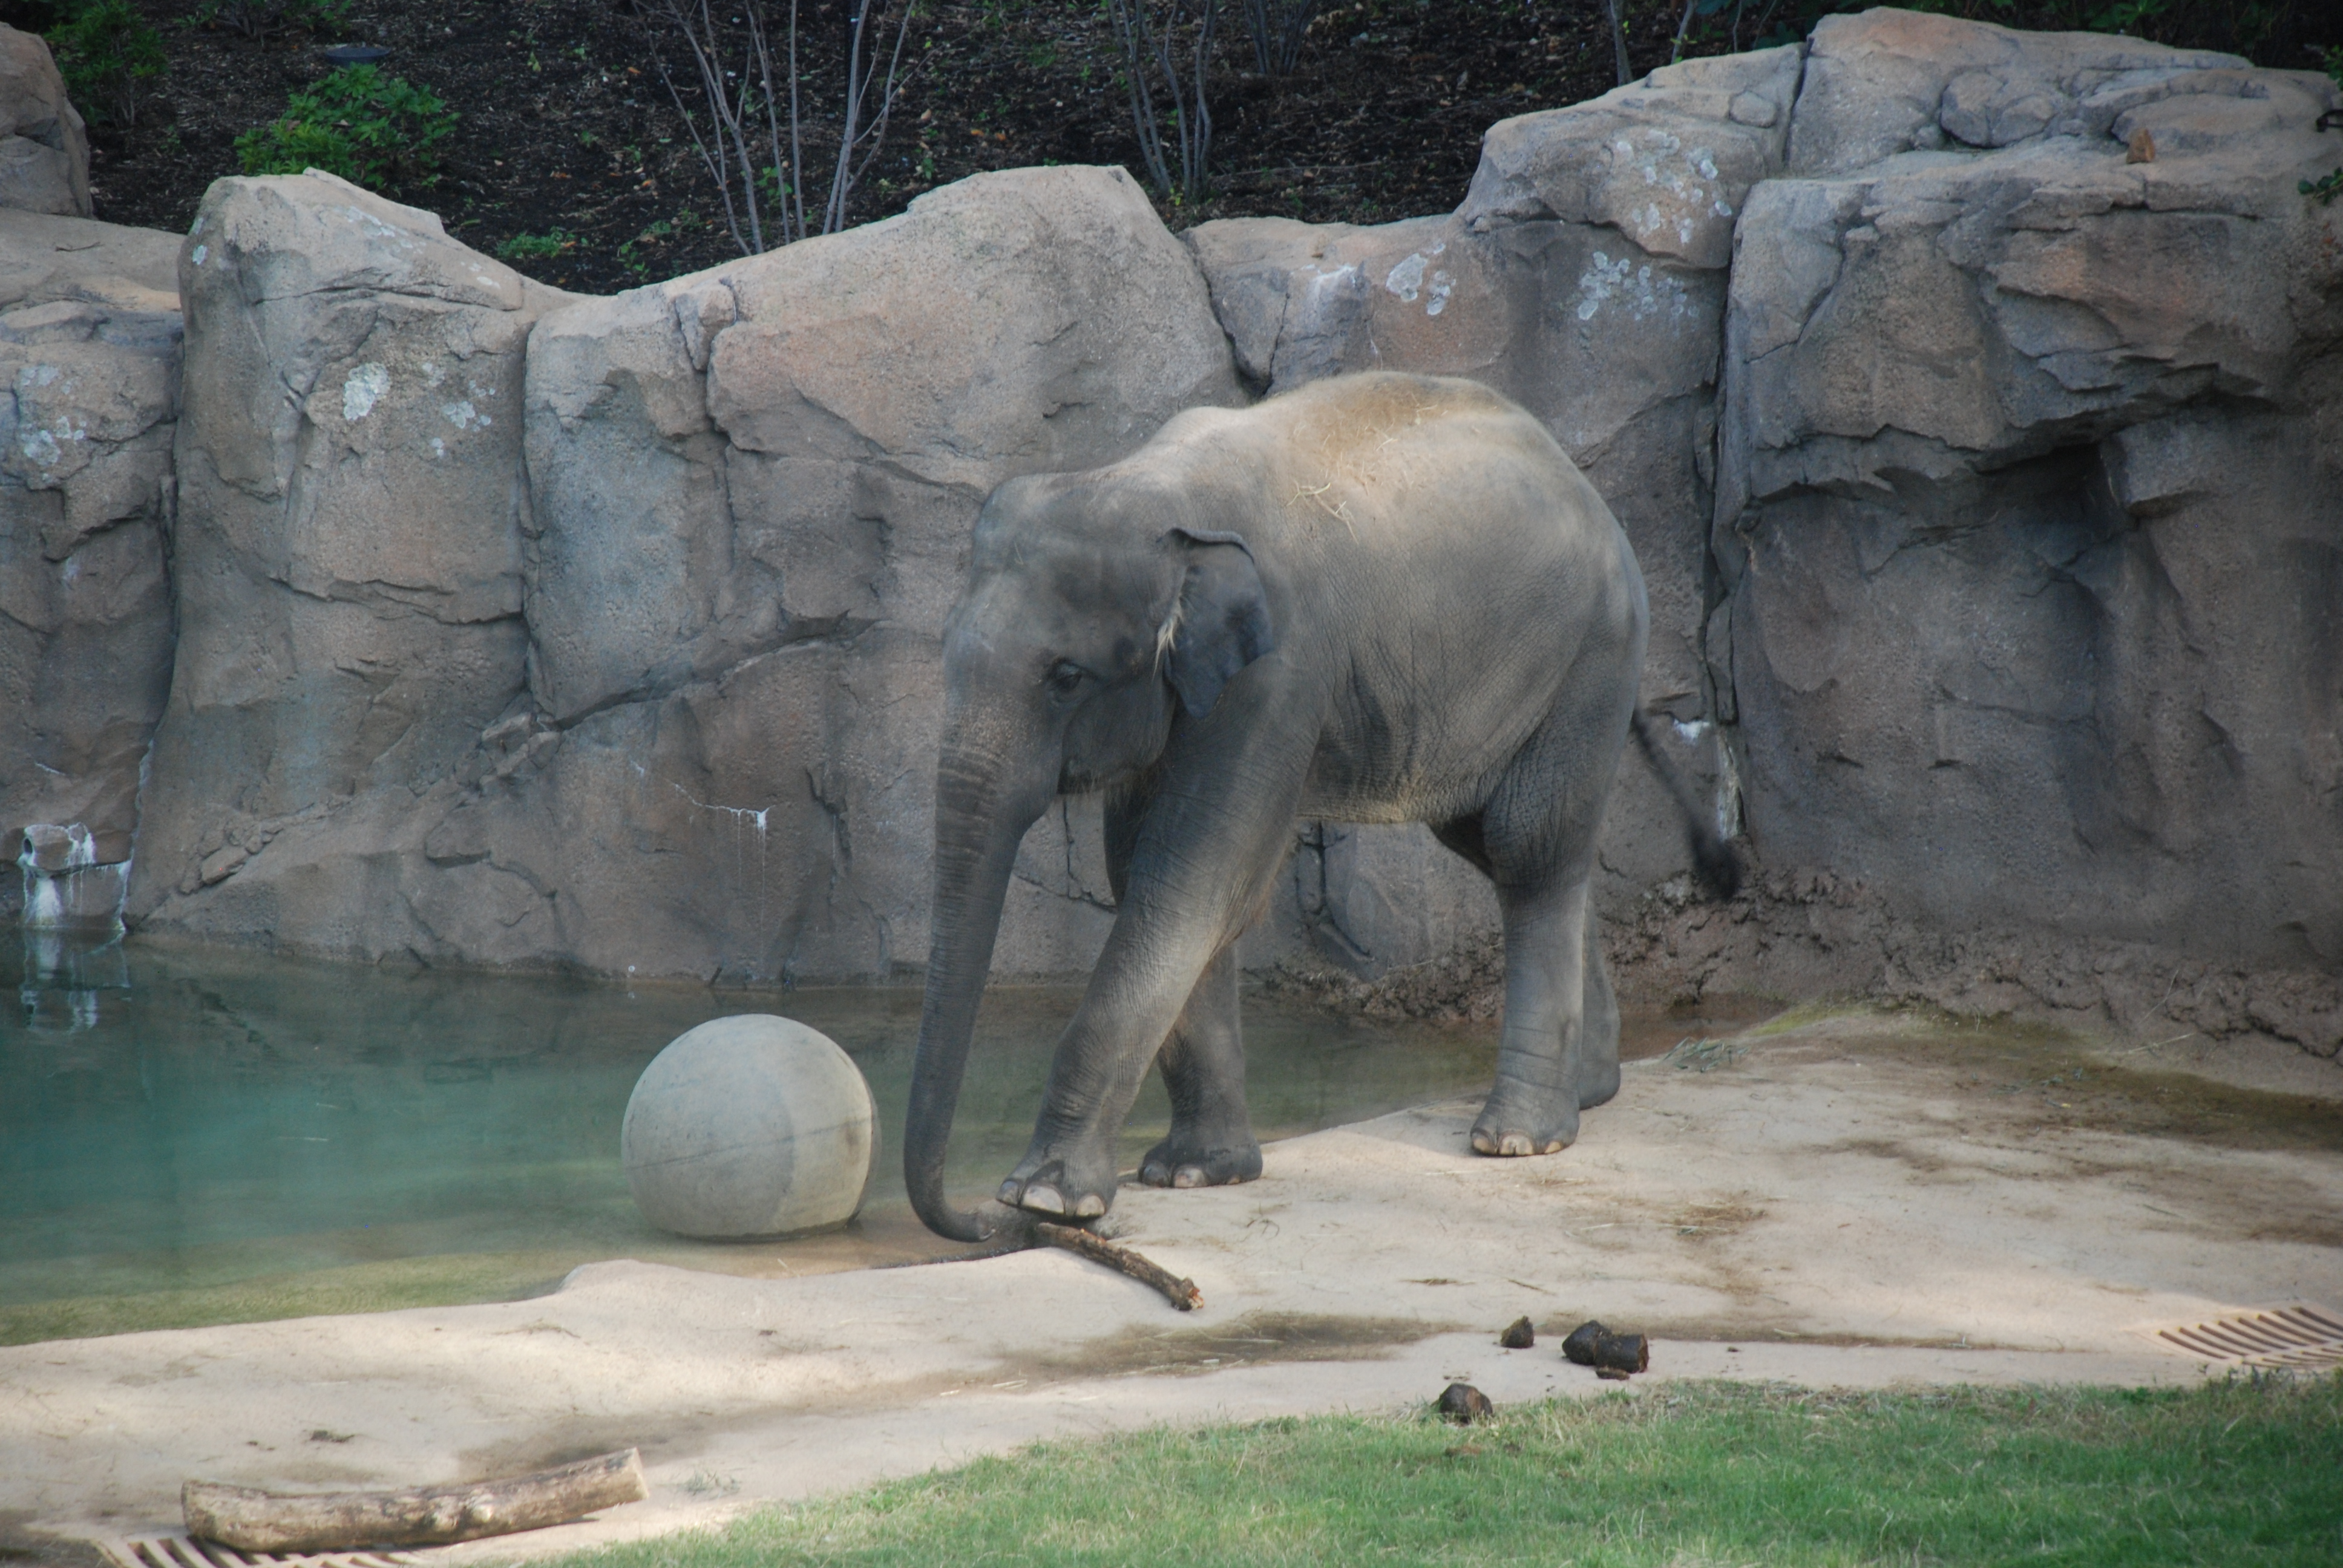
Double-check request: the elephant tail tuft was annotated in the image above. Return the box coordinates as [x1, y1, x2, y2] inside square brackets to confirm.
[1628, 708, 1742, 901]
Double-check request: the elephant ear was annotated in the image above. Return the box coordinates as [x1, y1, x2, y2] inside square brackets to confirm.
[1164, 527, 1277, 719]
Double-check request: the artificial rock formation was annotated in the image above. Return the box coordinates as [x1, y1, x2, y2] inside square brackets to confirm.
[128, 171, 577, 952]
[131, 164, 1242, 979]
[1197, 8, 2343, 1044]
[1711, 10, 2343, 988]
[0, 206, 183, 920]
[21, 11, 2341, 1057]
[0, 24, 89, 218]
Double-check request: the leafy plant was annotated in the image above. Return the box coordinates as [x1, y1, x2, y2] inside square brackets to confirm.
[234, 65, 457, 192]
[2302, 44, 2343, 204]
[494, 228, 579, 260]
[46, 0, 166, 127]
[194, 0, 349, 39]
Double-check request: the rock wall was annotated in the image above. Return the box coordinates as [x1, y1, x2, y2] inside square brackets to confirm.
[0, 206, 183, 921]
[128, 165, 1242, 980]
[1714, 11, 2343, 979]
[10, 10, 2341, 1053]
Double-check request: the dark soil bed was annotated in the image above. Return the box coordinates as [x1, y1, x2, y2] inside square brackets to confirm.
[7, 0, 2336, 295]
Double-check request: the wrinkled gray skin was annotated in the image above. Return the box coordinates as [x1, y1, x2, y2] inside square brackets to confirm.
[905, 371, 1645, 1241]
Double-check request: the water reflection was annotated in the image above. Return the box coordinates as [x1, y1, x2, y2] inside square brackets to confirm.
[19, 929, 130, 1034]
[0, 938, 1501, 1344]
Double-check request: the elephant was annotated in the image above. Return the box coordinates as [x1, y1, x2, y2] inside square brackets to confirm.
[903, 370, 1732, 1242]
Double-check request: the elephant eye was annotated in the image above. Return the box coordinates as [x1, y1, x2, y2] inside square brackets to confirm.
[1046, 661, 1089, 700]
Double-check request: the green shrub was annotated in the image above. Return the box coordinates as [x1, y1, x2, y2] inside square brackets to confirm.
[47, 0, 166, 127]
[234, 66, 456, 192]
[494, 229, 578, 260]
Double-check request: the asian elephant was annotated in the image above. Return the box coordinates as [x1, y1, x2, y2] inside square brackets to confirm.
[904, 370, 1731, 1242]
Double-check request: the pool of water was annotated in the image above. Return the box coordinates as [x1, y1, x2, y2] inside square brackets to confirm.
[1, 934, 1511, 1344]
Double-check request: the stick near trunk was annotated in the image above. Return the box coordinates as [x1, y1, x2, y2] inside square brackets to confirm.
[1035, 1220, 1202, 1311]
[183, 1448, 647, 1552]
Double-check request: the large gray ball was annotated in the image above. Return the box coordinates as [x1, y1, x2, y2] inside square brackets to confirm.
[621, 1015, 876, 1238]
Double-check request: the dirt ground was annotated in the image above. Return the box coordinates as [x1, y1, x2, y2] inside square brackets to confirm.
[2, 1005, 2338, 1565]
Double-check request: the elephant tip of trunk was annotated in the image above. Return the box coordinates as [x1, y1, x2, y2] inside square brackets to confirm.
[908, 1183, 997, 1244]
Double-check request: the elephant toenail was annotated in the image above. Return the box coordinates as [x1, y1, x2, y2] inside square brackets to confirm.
[1470, 1130, 1495, 1154]
[1141, 1163, 1168, 1186]
[1073, 1193, 1106, 1217]
[998, 1180, 1021, 1205]
[1172, 1166, 1205, 1189]
[1021, 1183, 1066, 1214]
[1499, 1133, 1530, 1156]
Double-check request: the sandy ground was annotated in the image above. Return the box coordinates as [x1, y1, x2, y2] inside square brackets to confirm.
[4, 1007, 2339, 1564]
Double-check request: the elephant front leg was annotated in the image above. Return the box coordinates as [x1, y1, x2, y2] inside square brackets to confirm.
[997, 929, 1235, 1218]
[998, 940, 1266, 1218]
[1139, 945, 1262, 1189]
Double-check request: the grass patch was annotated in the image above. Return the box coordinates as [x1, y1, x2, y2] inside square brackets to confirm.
[558, 1377, 2341, 1566]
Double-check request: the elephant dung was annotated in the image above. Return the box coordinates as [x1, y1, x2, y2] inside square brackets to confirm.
[1437, 1382, 1496, 1424]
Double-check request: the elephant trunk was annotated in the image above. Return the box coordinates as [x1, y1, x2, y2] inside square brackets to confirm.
[905, 740, 1049, 1241]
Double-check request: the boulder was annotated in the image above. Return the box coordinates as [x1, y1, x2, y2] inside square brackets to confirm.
[125, 171, 579, 955]
[0, 24, 88, 218]
[1189, 45, 1803, 967]
[0, 212, 182, 919]
[1712, 9, 2343, 970]
[0, 206, 177, 315]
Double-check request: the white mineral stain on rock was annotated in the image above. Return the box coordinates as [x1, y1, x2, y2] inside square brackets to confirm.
[1384, 252, 1428, 302]
[430, 436, 447, 460]
[1385, 242, 1454, 315]
[442, 400, 489, 430]
[190, 244, 207, 267]
[422, 361, 445, 388]
[342, 363, 389, 421]
[1572, 252, 1692, 326]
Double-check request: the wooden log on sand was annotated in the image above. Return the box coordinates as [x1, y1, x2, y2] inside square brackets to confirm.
[184, 1448, 647, 1552]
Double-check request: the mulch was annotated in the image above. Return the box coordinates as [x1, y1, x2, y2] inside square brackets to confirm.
[11, 0, 2336, 295]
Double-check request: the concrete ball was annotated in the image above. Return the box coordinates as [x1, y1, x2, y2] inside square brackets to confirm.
[621, 1015, 877, 1238]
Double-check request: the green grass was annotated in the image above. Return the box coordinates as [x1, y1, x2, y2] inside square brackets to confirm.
[558, 1377, 2341, 1567]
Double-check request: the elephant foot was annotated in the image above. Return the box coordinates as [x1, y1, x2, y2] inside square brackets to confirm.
[1138, 1123, 1262, 1189]
[998, 1143, 1119, 1220]
[1469, 1079, 1580, 1158]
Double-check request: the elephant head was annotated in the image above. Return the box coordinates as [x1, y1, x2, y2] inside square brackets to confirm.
[903, 472, 1277, 1240]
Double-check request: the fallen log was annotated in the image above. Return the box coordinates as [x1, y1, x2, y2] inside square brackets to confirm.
[183, 1448, 647, 1552]
[1035, 1221, 1202, 1311]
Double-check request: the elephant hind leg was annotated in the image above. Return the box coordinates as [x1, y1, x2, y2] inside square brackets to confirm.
[1460, 656, 1634, 1155]
[1431, 812, 1622, 1117]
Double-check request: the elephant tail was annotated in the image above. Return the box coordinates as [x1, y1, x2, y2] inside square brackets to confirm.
[1628, 708, 1742, 901]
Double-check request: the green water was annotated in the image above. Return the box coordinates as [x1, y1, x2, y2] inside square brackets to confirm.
[0, 935, 1498, 1344]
